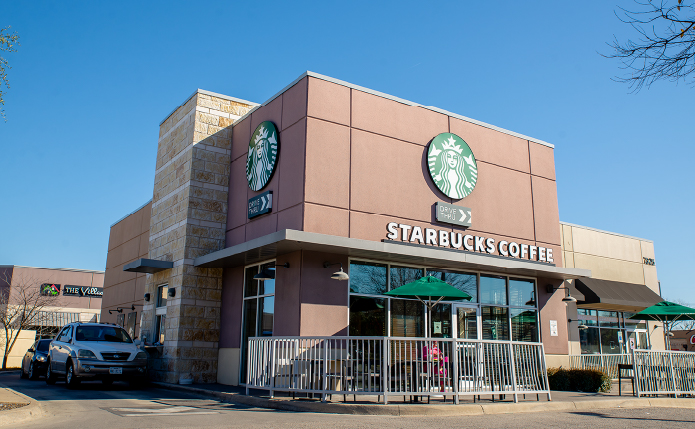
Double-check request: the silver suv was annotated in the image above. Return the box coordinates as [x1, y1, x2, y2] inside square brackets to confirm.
[46, 322, 147, 388]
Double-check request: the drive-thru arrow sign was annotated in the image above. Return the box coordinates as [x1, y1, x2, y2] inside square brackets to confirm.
[248, 191, 273, 219]
[436, 201, 472, 227]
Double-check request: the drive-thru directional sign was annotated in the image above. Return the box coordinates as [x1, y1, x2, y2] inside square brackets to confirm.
[435, 201, 472, 227]
[248, 191, 273, 219]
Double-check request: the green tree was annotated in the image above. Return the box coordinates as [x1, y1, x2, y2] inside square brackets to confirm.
[0, 26, 20, 120]
[607, 1, 695, 90]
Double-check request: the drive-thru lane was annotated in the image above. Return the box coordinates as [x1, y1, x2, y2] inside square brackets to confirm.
[2, 372, 694, 429]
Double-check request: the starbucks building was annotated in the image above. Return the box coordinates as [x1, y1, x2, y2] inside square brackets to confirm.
[104, 72, 664, 386]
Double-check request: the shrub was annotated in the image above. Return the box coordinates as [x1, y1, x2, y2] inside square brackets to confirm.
[547, 367, 611, 393]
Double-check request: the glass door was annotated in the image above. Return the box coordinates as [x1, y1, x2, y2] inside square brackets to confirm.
[453, 305, 481, 391]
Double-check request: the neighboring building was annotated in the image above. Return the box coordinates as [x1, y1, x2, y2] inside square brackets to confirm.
[0, 265, 103, 367]
[103, 72, 664, 385]
[101, 201, 151, 338]
[557, 223, 664, 368]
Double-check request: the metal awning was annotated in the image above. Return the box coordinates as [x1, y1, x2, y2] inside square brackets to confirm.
[123, 258, 173, 274]
[574, 277, 663, 312]
[194, 229, 590, 280]
[566, 280, 586, 301]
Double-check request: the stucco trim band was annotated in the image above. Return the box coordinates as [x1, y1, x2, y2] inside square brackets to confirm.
[194, 229, 590, 280]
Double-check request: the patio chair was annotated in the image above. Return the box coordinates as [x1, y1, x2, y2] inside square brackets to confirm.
[618, 364, 635, 396]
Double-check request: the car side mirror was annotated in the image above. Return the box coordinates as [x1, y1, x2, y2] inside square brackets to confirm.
[134, 339, 142, 346]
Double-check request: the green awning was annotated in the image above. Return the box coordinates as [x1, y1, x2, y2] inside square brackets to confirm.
[628, 301, 695, 322]
[384, 276, 472, 302]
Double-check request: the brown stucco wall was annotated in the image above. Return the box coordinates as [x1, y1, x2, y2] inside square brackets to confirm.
[225, 76, 562, 266]
[221, 75, 565, 346]
[225, 78, 308, 246]
[101, 201, 151, 334]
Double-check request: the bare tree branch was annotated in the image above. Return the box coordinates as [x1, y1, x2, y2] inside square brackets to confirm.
[0, 26, 20, 121]
[606, 0, 695, 91]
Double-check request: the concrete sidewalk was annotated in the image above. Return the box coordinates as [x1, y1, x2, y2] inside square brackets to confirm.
[152, 381, 695, 416]
[0, 377, 44, 427]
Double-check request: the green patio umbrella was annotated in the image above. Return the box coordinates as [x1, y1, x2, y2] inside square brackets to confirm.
[384, 276, 472, 338]
[629, 301, 695, 350]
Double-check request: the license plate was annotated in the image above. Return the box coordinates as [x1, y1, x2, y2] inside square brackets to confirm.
[109, 367, 122, 375]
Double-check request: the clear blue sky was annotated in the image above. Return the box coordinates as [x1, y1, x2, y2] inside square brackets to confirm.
[1, 1, 692, 303]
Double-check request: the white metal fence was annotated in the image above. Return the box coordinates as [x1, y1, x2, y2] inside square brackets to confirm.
[246, 336, 551, 404]
[633, 349, 695, 397]
[569, 354, 631, 379]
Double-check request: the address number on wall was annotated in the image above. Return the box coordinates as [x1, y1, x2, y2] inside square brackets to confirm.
[643, 257, 655, 266]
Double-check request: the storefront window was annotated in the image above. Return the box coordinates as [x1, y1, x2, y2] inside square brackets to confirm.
[258, 296, 274, 336]
[429, 303, 452, 338]
[349, 296, 386, 336]
[482, 306, 509, 340]
[509, 278, 535, 307]
[577, 309, 598, 326]
[390, 266, 424, 290]
[427, 270, 477, 303]
[598, 311, 621, 329]
[346, 260, 538, 342]
[579, 327, 601, 354]
[578, 309, 636, 354]
[349, 261, 387, 295]
[480, 275, 507, 305]
[510, 308, 538, 342]
[600, 328, 623, 354]
[240, 262, 276, 383]
[390, 298, 424, 337]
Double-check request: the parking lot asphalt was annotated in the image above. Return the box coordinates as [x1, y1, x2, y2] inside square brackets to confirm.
[2, 371, 695, 428]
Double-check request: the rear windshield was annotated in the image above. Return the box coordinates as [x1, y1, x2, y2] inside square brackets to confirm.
[37, 340, 51, 352]
[75, 326, 133, 343]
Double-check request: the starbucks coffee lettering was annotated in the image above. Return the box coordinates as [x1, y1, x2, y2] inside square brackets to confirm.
[385, 222, 554, 263]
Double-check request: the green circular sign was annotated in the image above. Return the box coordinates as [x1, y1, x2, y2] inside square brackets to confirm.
[427, 132, 478, 199]
[246, 121, 279, 191]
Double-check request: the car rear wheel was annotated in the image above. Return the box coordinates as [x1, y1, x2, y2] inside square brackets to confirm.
[28, 362, 39, 380]
[20, 362, 27, 379]
[45, 361, 57, 385]
[65, 362, 80, 389]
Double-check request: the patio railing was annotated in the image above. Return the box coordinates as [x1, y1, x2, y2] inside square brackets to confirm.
[633, 349, 695, 397]
[245, 336, 551, 404]
[569, 353, 632, 379]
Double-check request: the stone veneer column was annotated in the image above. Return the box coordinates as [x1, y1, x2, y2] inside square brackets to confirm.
[140, 91, 256, 383]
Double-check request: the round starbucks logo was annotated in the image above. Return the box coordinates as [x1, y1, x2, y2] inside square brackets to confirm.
[246, 121, 279, 191]
[427, 133, 478, 199]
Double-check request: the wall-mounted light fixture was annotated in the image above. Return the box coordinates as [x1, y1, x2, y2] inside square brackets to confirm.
[546, 284, 577, 303]
[117, 304, 142, 312]
[324, 262, 349, 281]
[108, 309, 123, 314]
[567, 319, 588, 329]
[144, 293, 151, 302]
[253, 263, 290, 281]
[168, 287, 176, 298]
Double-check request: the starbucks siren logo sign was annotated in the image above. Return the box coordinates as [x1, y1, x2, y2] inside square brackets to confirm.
[246, 121, 279, 191]
[427, 132, 478, 199]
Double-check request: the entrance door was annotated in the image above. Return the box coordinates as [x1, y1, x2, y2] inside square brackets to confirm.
[453, 305, 481, 391]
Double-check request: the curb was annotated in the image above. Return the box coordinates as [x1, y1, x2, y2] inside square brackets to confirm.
[0, 385, 44, 427]
[151, 383, 695, 416]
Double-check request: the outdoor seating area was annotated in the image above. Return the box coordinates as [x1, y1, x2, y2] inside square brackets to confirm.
[570, 301, 695, 398]
[245, 336, 551, 404]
